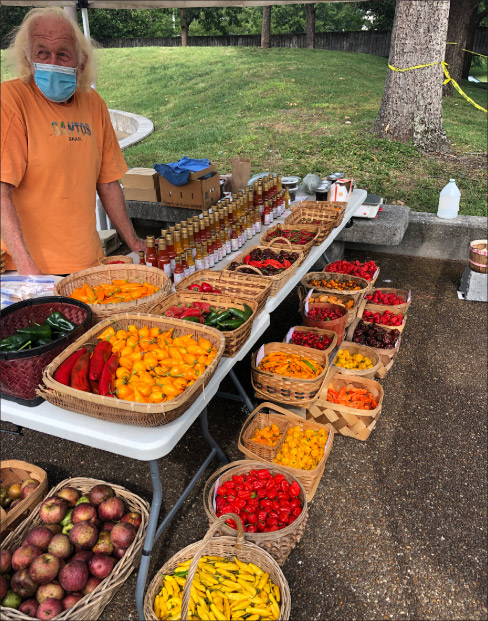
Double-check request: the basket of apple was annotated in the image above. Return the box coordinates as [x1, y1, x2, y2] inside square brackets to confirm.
[0, 478, 149, 620]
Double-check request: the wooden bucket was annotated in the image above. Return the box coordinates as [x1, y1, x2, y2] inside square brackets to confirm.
[469, 240, 487, 274]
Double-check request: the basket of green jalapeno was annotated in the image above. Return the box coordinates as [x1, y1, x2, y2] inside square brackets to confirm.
[0, 297, 92, 406]
[149, 293, 257, 358]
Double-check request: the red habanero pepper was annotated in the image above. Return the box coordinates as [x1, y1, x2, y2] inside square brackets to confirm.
[271, 500, 280, 512]
[290, 498, 301, 509]
[88, 340, 113, 381]
[266, 516, 278, 527]
[247, 512, 258, 524]
[251, 480, 265, 490]
[53, 347, 87, 386]
[216, 486, 227, 496]
[292, 506, 302, 517]
[269, 525, 280, 532]
[280, 480, 290, 494]
[232, 475, 245, 484]
[273, 474, 286, 484]
[70, 351, 91, 392]
[257, 469, 271, 479]
[260, 499, 272, 511]
[188, 284, 201, 292]
[221, 504, 233, 514]
[277, 492, 291, 502]
[256, 488, 267, 499]
[99, 352, 120, 397]
[246, 525, 258, 533]
[200, 282, 214, 293]
[227, 495, 236, 503]
[223, 481, 236, 489]
[233, 498, 246, 510]
[247, 498, 259, 510]
[230, 505, 241, 515]
[257, 511, 267, 522]
[266, 486, 279, 500]
[290, 481, 301, 497]
[237, 489, 251, 500]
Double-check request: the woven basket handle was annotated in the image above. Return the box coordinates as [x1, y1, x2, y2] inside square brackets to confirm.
[266, 236, 293, 249]
[180, 513, 244, 618]
[233, 264, 264, 276]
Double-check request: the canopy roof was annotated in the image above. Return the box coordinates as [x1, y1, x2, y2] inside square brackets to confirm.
[2, 0, 364, 7]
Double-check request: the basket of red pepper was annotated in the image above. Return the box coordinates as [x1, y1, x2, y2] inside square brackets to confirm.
[203, 460, 308, 565]
[225, 246, 304, 296]
[283, 325, 338, 356]
[149, 292, 257, 357]
[260, 224, 319, 255]
[324, 259, 380, 285]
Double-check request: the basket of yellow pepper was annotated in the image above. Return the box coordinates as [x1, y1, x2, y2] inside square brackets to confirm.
[251, 343, 328, 406]
[332, 342, 380, 379]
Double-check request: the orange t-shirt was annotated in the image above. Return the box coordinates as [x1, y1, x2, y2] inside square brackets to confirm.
[1, 79, 128, 274]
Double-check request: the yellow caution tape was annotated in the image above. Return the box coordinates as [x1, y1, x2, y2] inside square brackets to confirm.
[388, 57, 487, 114]
[446, 42, 487, 58]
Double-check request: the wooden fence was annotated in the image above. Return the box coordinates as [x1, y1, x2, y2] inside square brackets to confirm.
[100, 27, 488, 58]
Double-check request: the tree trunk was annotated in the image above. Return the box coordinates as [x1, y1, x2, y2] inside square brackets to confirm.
[462, 5, 488, 79]
[180, 8, 188, 47]
[306, 4, 316, 49]
[372, 0, 450, 152]
[261, 6, 271, 49]
[443, 0, 480, 97]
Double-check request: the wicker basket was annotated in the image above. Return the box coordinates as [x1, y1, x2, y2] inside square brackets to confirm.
[331, 341, 381, 379]
[308, 369, 384, 441]
[175, 269, 272, 315]
[363, 287, 411, 315]
[283, 325, 338, 357]
[1, 476, 149, 621]
[251, 342, 328, 407]
[0, 461, 48, 541]
[469, 239, 487, 273]
[0, 297, 92, 407]
[301, 302, 348, 346]
[238, 408, 290, 461]
[238, 403, 334, 501]
[54, 264, 171, 324]
[346, 318, 402, 379]
[300, 271, 370, 304]
[37, 313, 226, 427]
[284, 207, 335, 244]
[144, 513, 291, 621]
[224, 245, 305, 297]
[98, 255, 134, 265]
[358, 299, 408, 334]
[323, 262, 380, 287]
[297, 286, 359, 327]
[203, 460, 308, 565]
[260, 224, 319, 256]
[149, 292, 258, 358]
[292, 200, 347, 227]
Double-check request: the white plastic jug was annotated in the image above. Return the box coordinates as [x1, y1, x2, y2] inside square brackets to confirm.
[437, 179, 461, 219]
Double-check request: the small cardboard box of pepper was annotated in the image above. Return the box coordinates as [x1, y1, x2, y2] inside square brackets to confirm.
[149, 292, 257, 358]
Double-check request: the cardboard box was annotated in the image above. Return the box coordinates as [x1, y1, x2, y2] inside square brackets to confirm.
[122, 168, 161, 202]
[159, 170, 220, 210]
[123, 186, 161, 202]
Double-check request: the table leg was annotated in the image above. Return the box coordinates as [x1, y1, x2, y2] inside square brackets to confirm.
[199, 407, 229, 466]
[216, 369, 255, 413]
[135, 459, 162, 621]
[322, 251, 330, 264]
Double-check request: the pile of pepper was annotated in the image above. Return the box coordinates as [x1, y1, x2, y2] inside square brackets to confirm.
[215, 469, 303, 533]
[228, 248, 299, 276]
[263, 228, 316, 246]
[308, 277, 362, 291]
[257, 352, 323, 379]
[0, 311, 79, 352]
[289, 330, 333, 351]
[187, 281, 222, 293]
[274, 425, 328, 470]
[327, 384, 378, 410]
[69, 280, 159, 304]
[325, 259, 378, 281]
[163, 301, 253, 331]
[251, 423, 282, 447]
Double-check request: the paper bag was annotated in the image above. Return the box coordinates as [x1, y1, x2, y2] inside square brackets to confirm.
[231, 157, 251, 193]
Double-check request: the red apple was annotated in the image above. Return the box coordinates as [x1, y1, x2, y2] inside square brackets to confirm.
[111, 522, 136, 549]
[71, 503, 97, 524]
[36, 581, 65, 604]
[71, 550, 93, 564]
[19, 598, 39, 617]
[21, 482, 39, 500]
[26, 526, 54, 551]
[55, 487, 80, 508]
[39, 497, 68, 524]
[28, 553, 60, 585]
[47, 534, 72, 560]
[97, 497, 125, 522]
[82, 575, 101, 595]
[102, 521, 115, 532]
[44, 524, 62, 536]
[0, 549, 12, 573]
[0, 575, 7, 600]
[20, 478, 38, 492]
[58, 560, 88, 593]
[121, 512, 142, 530]
[11, 568, 38, 599]
[113, 545, 126, 560]
[69, 522, 98, 550]
[12, 545, 42, 571]
[62, 592, 83, 610]
[36, 597, 63, 620]
[91, 531, 113, 556]
[88, 554, 115, 580]
[88, 484, 115, 507]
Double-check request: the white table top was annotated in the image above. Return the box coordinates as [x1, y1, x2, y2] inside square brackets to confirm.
[1, 189, 366, 461]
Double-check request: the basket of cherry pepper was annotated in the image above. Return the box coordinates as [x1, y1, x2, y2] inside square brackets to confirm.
[324, 259, 380, 286]
[203, 460, 308, 566]
[225, 246, 304, 296]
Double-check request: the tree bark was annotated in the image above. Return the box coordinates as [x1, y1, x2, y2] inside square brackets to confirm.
[372, 0, 450, 152]
[443, 0, 480, 97]
[306, 4, 316, 49]
[462, 5, 488, 79]
[180, 8, 188, 47]
[261, 6, 271, 49]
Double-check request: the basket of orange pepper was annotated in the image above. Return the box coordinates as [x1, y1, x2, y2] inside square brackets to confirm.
[37, 313, 226, 426]
[251, 342, 329, 407]
[55, 264, 171, 324]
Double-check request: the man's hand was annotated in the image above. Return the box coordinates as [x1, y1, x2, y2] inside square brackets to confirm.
[128, 237, 147, 254]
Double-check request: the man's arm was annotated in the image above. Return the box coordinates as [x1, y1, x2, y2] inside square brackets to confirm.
[0, 182, 42, 275]
[96, 181, 146, 254]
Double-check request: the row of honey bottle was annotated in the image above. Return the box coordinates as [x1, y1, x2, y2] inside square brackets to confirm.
[139, 174, 292, 280]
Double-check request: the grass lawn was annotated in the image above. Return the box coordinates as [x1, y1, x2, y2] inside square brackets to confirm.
[2, 47, 486, 216]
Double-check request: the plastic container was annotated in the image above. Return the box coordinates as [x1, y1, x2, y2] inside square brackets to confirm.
[437, 179, 461, 219]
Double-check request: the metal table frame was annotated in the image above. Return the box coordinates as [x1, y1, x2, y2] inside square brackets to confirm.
[1, 189, 366, 620]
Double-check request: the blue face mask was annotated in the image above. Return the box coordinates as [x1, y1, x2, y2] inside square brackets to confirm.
[34, 63, 77, 103]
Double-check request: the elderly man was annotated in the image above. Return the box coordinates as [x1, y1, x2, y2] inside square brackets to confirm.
[1, 7, 145, 275]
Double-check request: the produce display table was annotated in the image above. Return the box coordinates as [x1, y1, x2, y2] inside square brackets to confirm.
[1, 188, 366, 619]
